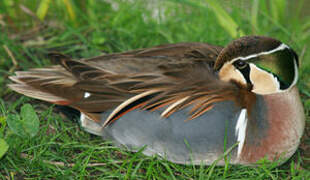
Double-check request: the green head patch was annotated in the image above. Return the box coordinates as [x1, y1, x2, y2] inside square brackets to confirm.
[246, 45, 298, 90]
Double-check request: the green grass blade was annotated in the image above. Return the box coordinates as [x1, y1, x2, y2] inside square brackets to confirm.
[36, 0, 51, 20]
[205, 0, 245, 38]
[251, 0, 259, 33]
[63, 0, 76, 23]
[270, 0, 286, 22]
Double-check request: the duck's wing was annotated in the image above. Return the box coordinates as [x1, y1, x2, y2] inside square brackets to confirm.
[9, 42, 247, 125]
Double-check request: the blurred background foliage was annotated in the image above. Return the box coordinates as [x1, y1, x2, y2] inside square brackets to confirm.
[0, 0, 310, 179]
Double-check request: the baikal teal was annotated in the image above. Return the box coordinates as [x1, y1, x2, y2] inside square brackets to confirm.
[9, 36, 305, 166]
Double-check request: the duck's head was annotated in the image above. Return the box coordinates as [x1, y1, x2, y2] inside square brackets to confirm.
[215, 36, 299, 95]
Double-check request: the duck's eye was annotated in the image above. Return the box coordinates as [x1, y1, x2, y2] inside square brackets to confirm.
[233, 60, 247, 69]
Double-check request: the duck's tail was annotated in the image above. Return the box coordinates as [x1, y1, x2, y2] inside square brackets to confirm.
[8, 53, 111, 136]
[8, 62, 106, 136]
[8, 64, 83, 105]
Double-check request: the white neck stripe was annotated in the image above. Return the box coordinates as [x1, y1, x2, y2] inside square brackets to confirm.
[230, 43, 289, 62]
[235, 109, 248, 157]
[291, 58, 299, 87]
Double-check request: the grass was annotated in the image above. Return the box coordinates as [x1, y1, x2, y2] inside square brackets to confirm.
[0, 0, 310, 179]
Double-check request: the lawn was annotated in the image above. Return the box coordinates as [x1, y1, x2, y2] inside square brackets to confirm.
[0, 0, 310, 179]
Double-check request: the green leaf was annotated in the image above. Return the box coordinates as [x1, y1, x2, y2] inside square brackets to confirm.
[7, 114, 27, 137]
[0, 138, 9, 159]
[7, 104, 39, 138]
[20, 104, 40, 138]
[0, 116, 6, 138]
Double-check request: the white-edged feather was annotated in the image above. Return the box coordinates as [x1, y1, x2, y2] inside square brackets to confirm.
[103, 89, 160, 127]
[161, 96, 189, 117]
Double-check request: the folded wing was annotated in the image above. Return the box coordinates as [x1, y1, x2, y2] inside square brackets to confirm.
[9, 42, 244, 126]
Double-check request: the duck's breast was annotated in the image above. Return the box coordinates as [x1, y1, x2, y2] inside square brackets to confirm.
[240, 87, 305, 164]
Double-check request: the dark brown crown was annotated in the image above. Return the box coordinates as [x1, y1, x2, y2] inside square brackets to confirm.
[214, 36, 282, 70]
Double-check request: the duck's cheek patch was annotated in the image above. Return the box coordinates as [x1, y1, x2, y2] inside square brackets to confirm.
[249, 64, 280, 94]
[219, 63, 247, 85]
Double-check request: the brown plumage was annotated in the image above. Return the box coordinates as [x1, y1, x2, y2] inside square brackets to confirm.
[9, 42, 248, 126]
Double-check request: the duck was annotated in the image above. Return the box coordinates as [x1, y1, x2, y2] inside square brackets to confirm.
[9, 35, 305, 165]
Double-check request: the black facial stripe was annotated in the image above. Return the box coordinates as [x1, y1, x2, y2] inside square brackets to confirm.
[238, 64, 252, 85]
[232, 60, 251, 85]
